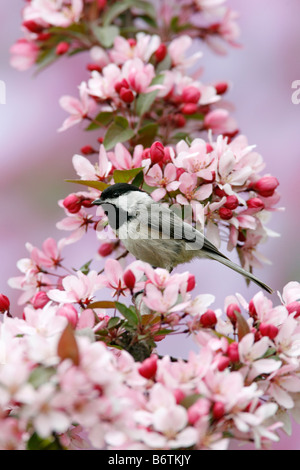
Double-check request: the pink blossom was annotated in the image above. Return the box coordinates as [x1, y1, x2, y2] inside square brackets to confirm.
[87, 64, 122, 100]
[58, 82, 97, 132]
[121, 58, 156, 94]
[72, 145, 112, 180]
[144, 163, 180, 201]
[26, 0, 84, 28]
[177, 172, 212, 219]
[266, 365, 300, 409]
[10, 39, 39, 71]
[168, 35, 202, 70]
[109, 143, 143, 170]
[173, 138, 215, 180]
[110, 33, 161, 65]
[48, 270, 105, 304]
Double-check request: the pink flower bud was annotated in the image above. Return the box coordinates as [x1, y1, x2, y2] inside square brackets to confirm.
[181, 103, 198, 115]
[56, 304, 78, 328]
[119, 87, 135, 103]
[212, 402, 225, 420]
[155, 44, 167, 62]
[128, 38, 137, 47]
[188, 399, 210, 425]
[81, 145, 96, 155]
[226, 303, 241, 325]
[248, 299, 258, 319]
[200, 310, 217, 328]
[259, 323, 278, 340]
[217, 356, 230, 371]
[182, 86, 201, 104]
[31, 292, 49, 309]
[286, 301, 300, 318]
[186, 274, 196, 292]
[138, 355, 158, 379]
[219, 207, 233, 220]
[174, 389, 185, 404]
[98, 243, 114, 257]
[56, 42, 70, 55]
[253, 176, 279, 198]
[224, 195, 239, 210]
[206, 143, 214, 153]
[63, 194, 82, 214]
[247, 197, 265, 212]
[227, 342, 239, 362]
[150, 141, 165, 164]
[0, 294, 10, 313]
[123, 270, 136, 291]
[215, 82, 228, 95]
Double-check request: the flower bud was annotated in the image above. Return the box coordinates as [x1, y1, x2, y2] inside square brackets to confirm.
[172, 113, 186, 128]
[212, 402, 225, 420]
[81, 145, 96, 155]
[206, 143, 214, 153]
[174, 388, 185, 404]
[97, 0, 107, 10]
[181, 103, 198, 115]
[217, 356, 230, 371]
[248, 299, 258, 319]
[119, 87, 135, 103]
[286, 301, 300, 318]
[259, 323, 278, 340]
[188, 399, 210, 425]
[56, 304, 78, 328]
[215, 187, 226, 198]
[98, 243, 114, 257]
[186, 274, 196, 292]
[200, 310, 217, 328]
[219, 207, 233, 220]
[0, 294, 10, 313]
[215, 82, 228, 95]
[56, 42, 70, 55]
[252, 176, 279, 198]
[63, 194, 82, 214]
[128, 38, 137, 47]
[155, 44, 167, 62]
[227, 342, 239, 362]
[182, 86, 201, 104]
[224, 195, 239, 210]
[150, 141, 165, 164]
[247, 197, 265, 212]
[226, 303, 241, 325]
[31, 292, 49, 309]
[114, 79, 129, 93]
[22, 20, 44, 33]
[123, 269, 136, 291]
[138, 355, 158, 379]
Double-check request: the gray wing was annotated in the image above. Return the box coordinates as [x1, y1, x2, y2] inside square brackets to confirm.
[136, 202, 228, 259]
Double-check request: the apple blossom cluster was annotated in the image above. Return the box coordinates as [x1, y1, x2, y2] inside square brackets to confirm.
[5, 0, 297, 451]
[3, 263, 300, 449]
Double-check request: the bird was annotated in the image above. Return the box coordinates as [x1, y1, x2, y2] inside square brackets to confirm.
[92, 183, 273, 294]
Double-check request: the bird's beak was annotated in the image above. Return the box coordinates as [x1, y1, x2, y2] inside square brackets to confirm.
[92, 198, 104, 206]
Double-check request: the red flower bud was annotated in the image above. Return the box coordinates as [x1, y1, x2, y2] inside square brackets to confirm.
[56, 42, 70, 55]
[226, 303, 241, 325]
[181, 103, 198, 115]
[172, 114, 186, 128]
[155, 43, 167, 62]
[286, 301, 300, 318]
[248, 299, 258, 319]
[31, 292, 49, 309]
[212, 402, 225, 420]
[215, 82, 228, 95]
[252, 176, 279, 198]
[22, 20, 44, 33]
[182, 86, 201, 104]
[138, 355, 158, 379]
[0, 294, 10, 313]
[87, 63, 102, 73]
[119, 87, 135, 103]
[247, 197, 265, 211]
[227, 342, 239, 362]
[81, 145, 96, 155]
[63, 194, 82, 214]
[217, 356, 230, 371]
[114, 79, 130, 93]
[215, 187, 226, 198]
[200, 310, 217, 328]
[123, 269, 136, 291]
[97, 0, 107, 10]
[224, 195, 239, 210]
[259, 323, 279, 340]
[219, 207, 233, 220]
[186, 274, 196, 292]
[98, 243, 114, 257]
[150, 141, 165, 164]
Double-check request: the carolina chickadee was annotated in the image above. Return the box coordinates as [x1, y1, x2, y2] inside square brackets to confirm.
[93, 183, 273, 294]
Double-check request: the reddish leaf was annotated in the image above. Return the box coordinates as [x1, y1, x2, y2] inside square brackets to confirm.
[57, 324, 80, 366]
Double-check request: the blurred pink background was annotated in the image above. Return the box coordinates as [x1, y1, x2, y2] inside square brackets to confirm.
[1, 0, 300, 449]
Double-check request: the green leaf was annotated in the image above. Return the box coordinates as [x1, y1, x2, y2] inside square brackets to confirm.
[91, 25, 120, 48]
[102, 0, 134, 26]
[136, 74, 164, 116]
[131, 170, 144, 188]
[104, 118, 135, 150]
[108, 317, 122, 329]
[28, 367, 56, 389]
[94, 111, 114, 126]
[180, 394, 202, 409]
[27, 432, 64, 451]
[115, 302, 139, 326]
[79, 259, 92, 275]
[113, 167, 144, 184]
[65, 179, 109, 191]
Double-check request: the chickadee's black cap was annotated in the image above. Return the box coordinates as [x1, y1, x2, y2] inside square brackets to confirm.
[92, 183, 144, 204]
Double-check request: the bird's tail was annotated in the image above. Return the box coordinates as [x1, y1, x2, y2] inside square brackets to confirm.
[207, 253, 273, 294]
